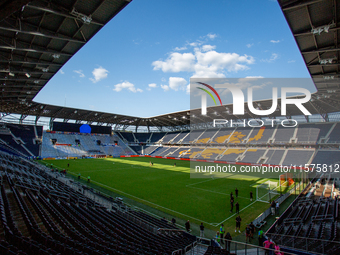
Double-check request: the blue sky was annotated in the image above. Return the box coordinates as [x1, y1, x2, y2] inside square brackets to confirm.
[34, 0, 311, 118]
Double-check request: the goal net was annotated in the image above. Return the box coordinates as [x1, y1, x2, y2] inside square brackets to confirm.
[279, 173, 294, 192]
[256, 181, 279, 203]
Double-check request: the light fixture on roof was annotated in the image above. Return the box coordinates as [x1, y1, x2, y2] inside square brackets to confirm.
[70, 8, 92, 24]
[323, 75, 335, 80]
[311, 21, 335, 35]
[34, 80, 40, 84]
[52, 54, 60, 59]
[74, 110, 77, 113]
[25, 73, 31, 78]
[8, 72, 15, 77]
[36, 66, 49, 72]
[319, 57, 336, 65]
[327, 89, 336, 93]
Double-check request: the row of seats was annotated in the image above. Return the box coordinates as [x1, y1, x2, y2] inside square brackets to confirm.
[150, 147, 318, 165]
[0, 151, 196, 254]
[119, 122, 339, 145]
[267, 180, 340, 255]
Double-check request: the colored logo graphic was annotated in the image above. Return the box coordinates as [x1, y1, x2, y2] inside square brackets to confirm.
[196, 82, 223, 106]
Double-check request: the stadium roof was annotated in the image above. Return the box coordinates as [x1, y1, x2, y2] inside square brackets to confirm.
[1, 0, 340, 131]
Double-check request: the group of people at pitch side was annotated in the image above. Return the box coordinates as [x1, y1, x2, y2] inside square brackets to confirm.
[229, 188, 253, 214]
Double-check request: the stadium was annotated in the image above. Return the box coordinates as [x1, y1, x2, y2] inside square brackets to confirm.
[0, 0, 339, 254]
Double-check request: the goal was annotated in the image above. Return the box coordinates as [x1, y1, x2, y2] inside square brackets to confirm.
[256, 181, 279, 203]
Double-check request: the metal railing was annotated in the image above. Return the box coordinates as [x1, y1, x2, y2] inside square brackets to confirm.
[116, 208, 159, 234]
[216, 238, 304, 255]
[171, 241, 198, 255]
[266, 233, 340, 255]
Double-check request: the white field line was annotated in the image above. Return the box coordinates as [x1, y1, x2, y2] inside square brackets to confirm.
[187, 186, 250, 200]
[77, 177, 214, 226]
[186, 178, 216, 187]
[249, 178, 268, 187]
[213, 199, 267, 227]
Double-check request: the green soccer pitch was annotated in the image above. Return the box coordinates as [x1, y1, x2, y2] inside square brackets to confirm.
[39, 157, 295, 233]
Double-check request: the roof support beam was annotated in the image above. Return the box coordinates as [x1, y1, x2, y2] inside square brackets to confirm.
[301, 46, 340, 54]
[281, 0, 324, 11]
[0, 45, 72, 56]
[25, 4, 104, 26]
[0, 60, 62, 66]
[0, 25, 86, 44]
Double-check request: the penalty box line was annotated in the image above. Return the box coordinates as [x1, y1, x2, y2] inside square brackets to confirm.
[186, 185, 250, 200]
[213, 200, 260, 227]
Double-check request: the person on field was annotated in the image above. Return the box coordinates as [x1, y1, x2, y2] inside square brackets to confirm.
[200, 223, 204, 237]
[235, 215, 241, 233]
[225, 232, 232, 251]
[230, 196, 234, 213]
[185, 220, 191, 232]
[271, 201, 276, 215]
[235, 188, 238, 198]
[87, 176, 90, 183]
[258, 227, 264, 246]
[216, 231, 220, 243]
[249, 222, 255, 240]
[171, 218, 176, 226]
[235, 201, 240, 214]
[219, 224, 225, 244]
[250, 191, 253, 201]
[245, 224, 251, 243]
[78, 173, 81, 179]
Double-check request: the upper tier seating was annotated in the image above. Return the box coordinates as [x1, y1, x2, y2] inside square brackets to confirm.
[295, 123, 332, 144]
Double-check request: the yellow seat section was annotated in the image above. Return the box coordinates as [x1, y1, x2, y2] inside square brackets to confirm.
[178, 149, 190, 155]
[248, 127, 266, 143]
[200, 148, 226, 159]
[196, 137, 211, 143]
[228, 131, 247, 143]
[213, 135, 230, 143]
[246, 149, 258, 152]
[189, 150, 203, 158]
[223, 148, 245, 155]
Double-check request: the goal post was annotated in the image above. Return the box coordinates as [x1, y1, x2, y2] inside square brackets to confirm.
[256, 181, 279, 203]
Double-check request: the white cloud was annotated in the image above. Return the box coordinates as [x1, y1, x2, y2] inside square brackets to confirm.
[152, 52, 195, 72]
[201, 45, 216, 52]
[288, 60, 296, 63]
[113, 81, 143, 93]
[152, 49, 254, 78]
[270, 40, 280, 43]
[174, 46, 187, 51]
[246, 43, 254, 48]
[189, 42, 199, 47]
[89, 66, 108, 83]
[169, 77, 187, 91]
[60, 70, 65, 74]
[261, 53, 278, 63]
[207, 33, 217, 40]
[74, 70, 85, 78]
[148, 83, 157, 88]
[161, 85, 170, 91]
